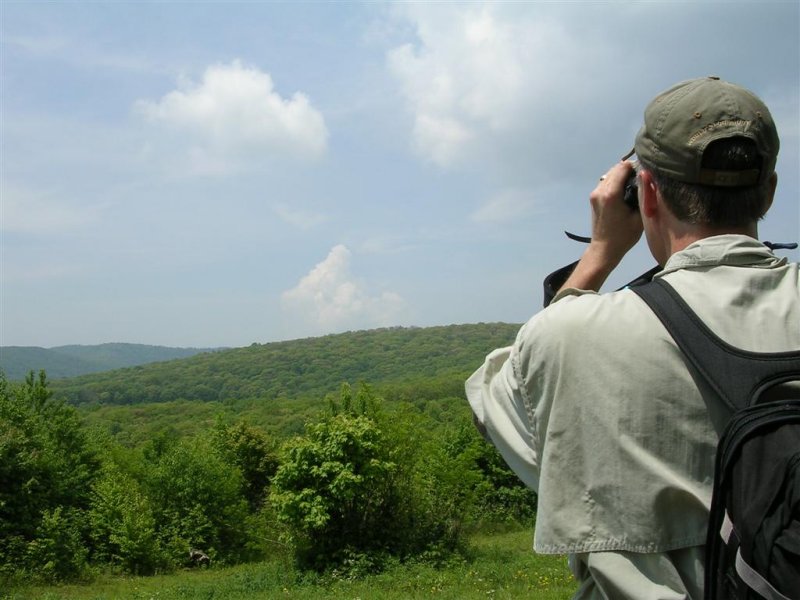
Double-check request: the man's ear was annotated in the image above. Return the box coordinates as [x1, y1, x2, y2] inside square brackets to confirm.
[639, 170, 659, 218]
[764, 171, 778, 214]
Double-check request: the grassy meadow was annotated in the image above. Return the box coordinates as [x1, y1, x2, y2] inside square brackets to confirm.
[4, 529, 578, 600]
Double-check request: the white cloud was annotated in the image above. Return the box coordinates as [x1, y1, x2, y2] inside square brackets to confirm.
[387, 5, 545, 168]
[359, 234, 418, 255]
[412, 114, 474, 167]
[1, 184, 101, 235]
[471, 188, 540, 224]
[386, 2, 799, 193]
[281, 245, 407, 333]
[6, 33, 156, 73]
[136, 60, 328, 173]
[6, 34, 70, 56]
[272, 203, 328, 230]
[385, 4, 634, 178]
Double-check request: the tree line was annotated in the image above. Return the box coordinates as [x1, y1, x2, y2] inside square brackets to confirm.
[49, 324, 520, 407]
[1, 343, 214, 381]
[1, 370, 535, 585]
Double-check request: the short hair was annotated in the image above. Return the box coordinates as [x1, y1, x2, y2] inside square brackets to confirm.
[641, 137, 772, 227]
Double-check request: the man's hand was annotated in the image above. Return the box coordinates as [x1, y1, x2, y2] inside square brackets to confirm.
[589, 161, 643, 258]
[558, 161, 644, 293]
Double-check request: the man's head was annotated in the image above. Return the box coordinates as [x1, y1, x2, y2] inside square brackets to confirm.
[634, 77, 779, 230]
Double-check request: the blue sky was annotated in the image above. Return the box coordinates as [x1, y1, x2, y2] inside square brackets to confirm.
[2, 1, 798, 348]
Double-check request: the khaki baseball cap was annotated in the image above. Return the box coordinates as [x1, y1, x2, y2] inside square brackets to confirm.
[633, 76, 779, 186]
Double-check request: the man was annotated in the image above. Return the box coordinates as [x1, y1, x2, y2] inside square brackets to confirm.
[466, 76, 799, 598]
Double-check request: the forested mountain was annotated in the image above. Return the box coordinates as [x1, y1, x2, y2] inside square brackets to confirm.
[2, 337, 537, 585]
[51, 323, 520, 406]
[0, 343, 216, 381]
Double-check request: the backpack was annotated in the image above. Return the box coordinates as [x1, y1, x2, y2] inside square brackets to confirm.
[633, 279, 800, 600]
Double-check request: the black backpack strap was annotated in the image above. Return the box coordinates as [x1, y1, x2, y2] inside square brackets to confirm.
[632, 279, 800, 412]
[543, 262, 661, 308]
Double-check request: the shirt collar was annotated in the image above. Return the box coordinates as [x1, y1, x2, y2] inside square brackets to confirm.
[657, 234, 786, 277]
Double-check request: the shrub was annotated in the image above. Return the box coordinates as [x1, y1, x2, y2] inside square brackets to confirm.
[271, 411, 398, 570]
[444, 422, 537, 524]
[0, 371, 99, 581]
[24, 507, 90, 582]
[211, 419, 279, 510]
[270, 384, 476, 573]
[145, 436, 250, 566]
[89, 466, 164, 575]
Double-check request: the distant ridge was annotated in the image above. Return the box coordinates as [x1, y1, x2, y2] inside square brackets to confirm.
[0, 343, 218, 381]
[48, 323, 520, 406]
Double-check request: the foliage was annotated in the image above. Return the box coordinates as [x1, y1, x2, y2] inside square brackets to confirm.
[88, 465, 163, 575]
[271, 384, 483, 573]
[0, 344, 214, 381]
[143, 435, 251, 566]
[24, 507, 90, 582]
[6, 528, 579, 599]
[1, 371, 263, 581]
[0, 316, 539, 586]
[377, 401, 476, 558]
[271, 385, 400, 570]
[50, 323, 519, 406]
[444, 422, 537, 524]
[0, 371, 100, 581]
[211, 419, 279, 510]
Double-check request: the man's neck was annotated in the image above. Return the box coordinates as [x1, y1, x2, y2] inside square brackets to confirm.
[666, 224, 758, 257]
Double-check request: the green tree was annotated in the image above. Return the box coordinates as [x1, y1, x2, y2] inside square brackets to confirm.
[24, 507, 89, 582]
[378, 401, 479, 558]
[271, 411, 399, 570]
[0, 371, 99, 581]
[211, 419, 279, 510]
[444, 421, 537, 524]
[89, 465, 163, 575]
[145, 436, 250, 565]
[270, 383, 473, 573]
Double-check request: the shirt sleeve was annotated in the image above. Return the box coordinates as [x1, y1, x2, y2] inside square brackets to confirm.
[465, 291, 590, 492]
[465, 343, 541, 491]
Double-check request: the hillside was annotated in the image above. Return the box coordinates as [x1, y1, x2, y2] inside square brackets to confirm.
[0, 343, 216, 381]
[51, 323, 520, 406]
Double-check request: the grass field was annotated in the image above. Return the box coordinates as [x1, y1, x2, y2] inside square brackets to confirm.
[4, 528, 578, 600]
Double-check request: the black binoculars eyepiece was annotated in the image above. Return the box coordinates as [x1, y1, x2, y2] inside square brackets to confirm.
[623, 172, 638, 210]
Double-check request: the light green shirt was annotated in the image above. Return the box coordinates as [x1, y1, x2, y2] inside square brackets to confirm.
[466, 235, 799, 597]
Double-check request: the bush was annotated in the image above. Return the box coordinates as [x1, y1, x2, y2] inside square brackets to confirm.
[444, 422, 537, 525]
[0, 366, 536, 582]
[145, 436, 251, 566]
[270, 384, 477, 573]
[211, 419, 279, 510]
[271, 411, 398, 570]
[89, 466, 164, 575]
[0, 371, 99, 581]
[24, 507, 90, 582]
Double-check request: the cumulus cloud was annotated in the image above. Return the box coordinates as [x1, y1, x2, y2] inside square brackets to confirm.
[272, 203, 328, 230]
[470, 187, 541, 224]
[385, 4, 633, 178]
[387, 6, 550, 167]
[281, 245, 407, 333]
[136, 60, 328, 173]
[386, 2, 800, 189]
[7, 33, 156, 73]
[388, 7, 513, 167]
